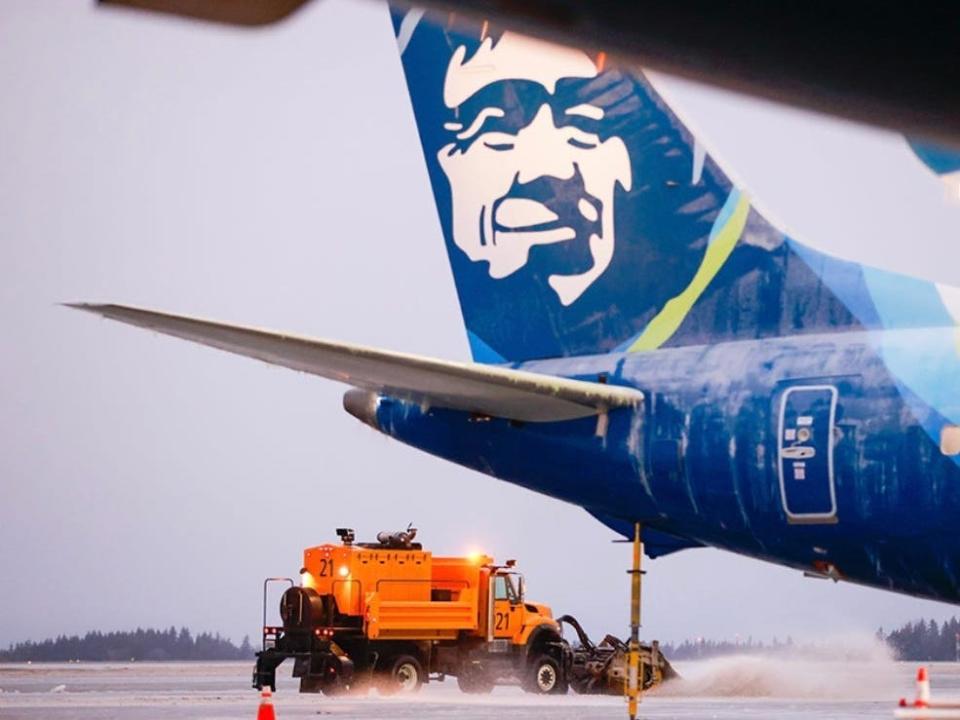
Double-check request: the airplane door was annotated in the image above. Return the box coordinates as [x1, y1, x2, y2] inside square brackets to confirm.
[777, 385, 838, 524]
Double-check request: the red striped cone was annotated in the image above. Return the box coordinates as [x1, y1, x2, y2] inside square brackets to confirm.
[257, 687, 276, 720]
[916, 666, 931, 707]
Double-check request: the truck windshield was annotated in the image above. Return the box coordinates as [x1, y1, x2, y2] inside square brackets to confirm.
[494, 574, 520, 603]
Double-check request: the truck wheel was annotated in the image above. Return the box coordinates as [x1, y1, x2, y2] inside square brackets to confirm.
[456, 666, 494, 694]
[377, 654, 424, 696]
[525, 654, 567, 695]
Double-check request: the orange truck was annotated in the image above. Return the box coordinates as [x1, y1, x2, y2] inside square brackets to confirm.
[252, 527, 673, 696]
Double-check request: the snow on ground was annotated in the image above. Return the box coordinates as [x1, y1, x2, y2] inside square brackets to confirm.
[0, 658, 953, 719]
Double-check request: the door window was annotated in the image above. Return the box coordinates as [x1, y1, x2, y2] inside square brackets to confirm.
[493, 575, 509, 601]
[493, 574, 518, 602]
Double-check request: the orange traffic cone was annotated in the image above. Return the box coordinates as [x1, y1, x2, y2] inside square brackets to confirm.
[900, 667, 932, 709]
[916, 666, 931, 707]
[257, 687, 276, 720]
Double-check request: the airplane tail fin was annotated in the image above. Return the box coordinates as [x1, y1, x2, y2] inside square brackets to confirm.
[389, 7, 882, 363]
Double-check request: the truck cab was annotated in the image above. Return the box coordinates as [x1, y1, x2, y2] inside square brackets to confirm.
[487, 568, 567, 693]
[491, 571, 554, 643]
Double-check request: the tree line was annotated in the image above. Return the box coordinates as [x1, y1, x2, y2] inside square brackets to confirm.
[660, 617, 960, 662]
[881, 617, 960, 661]
[0, 627, 255, 662]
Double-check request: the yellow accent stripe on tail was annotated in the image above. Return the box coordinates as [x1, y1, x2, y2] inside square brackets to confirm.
[628, 193, 751, 353]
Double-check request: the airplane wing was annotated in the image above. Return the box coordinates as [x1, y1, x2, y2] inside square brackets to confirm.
[67, 304, 642, 423]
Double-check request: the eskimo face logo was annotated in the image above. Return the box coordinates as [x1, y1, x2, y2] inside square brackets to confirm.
[438, 32, 632, 306]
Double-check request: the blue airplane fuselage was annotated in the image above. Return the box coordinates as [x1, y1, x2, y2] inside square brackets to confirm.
[375, 327, 960, 603]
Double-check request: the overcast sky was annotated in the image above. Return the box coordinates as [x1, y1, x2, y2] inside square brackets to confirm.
[3, 0, 960, 650]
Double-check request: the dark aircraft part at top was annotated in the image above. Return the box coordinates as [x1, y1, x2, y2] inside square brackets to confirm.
[98, 0, 960, 146]
[98, 0, 309, 26]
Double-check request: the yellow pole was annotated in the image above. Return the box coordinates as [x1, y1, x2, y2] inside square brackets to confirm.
[627, 522, 643, 720]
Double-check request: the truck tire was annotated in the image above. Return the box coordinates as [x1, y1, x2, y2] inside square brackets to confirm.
[524, 654, 567, 695]
[456, 665, 494, 694]
[376, 654, 424, 696]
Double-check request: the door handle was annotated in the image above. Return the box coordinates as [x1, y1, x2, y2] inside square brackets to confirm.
[782, 446, 816, 460]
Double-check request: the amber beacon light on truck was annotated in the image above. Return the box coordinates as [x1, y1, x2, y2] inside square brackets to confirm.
[252, 527, 674, 697]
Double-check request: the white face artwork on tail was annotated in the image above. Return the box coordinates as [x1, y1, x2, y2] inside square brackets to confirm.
[438, 32, 633, 306]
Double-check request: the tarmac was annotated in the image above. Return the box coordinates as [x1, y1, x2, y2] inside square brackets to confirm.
[0, 657, 955, 719]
